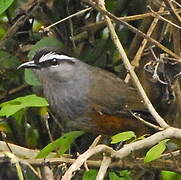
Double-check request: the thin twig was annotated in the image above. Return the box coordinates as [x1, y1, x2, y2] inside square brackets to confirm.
[172, 0, 181, 8]
[43, 113, 54, 142]
[0, 84, 29, 100]
[84, 135, 102, 172]
[130, 112, 163, 131]
[167, 148, 181, 171]
[66, 1, 76, 49]
[148, 5, 181, 30]
[44, 7, 92, 31]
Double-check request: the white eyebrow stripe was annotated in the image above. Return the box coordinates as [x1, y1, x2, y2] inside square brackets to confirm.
[39, 52, 75, 63]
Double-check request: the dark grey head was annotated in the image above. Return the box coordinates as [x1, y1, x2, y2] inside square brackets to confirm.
[18, 47, 82, 82]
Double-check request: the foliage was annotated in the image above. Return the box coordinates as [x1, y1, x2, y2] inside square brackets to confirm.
[111, 131, 136, 144]
[24, 69, 41, 86]
[36, 131, 84, 158]
[0, 50, 21, 93]
[27, 37, 63, 59]
[0, 94, 48, 117]
[82, 170, 132, 180]
[109, 170, 131, 180]
[82, 169, 98, 180]
[0, 0, 14, 15]
[161, 171, 181, 180]
[144, 139, 170, 163]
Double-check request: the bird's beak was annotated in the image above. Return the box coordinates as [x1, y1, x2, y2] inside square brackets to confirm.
[17, 61, 40, 69]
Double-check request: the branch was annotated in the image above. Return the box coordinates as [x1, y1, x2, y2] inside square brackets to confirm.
[62, 145, 114, 180]
[0, 84, 29, 100]
[0, 150, 180, 173]
[114, 127, 181, 159]
[62, 127, 181, 179]
[96, 155, 111, 180]
[0, 140, 39, 159]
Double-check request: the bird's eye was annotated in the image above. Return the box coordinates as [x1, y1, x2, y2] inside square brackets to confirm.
[51, 58, 58, 66]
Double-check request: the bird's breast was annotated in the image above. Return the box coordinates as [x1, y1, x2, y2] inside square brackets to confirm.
[43, 77, 91, 122]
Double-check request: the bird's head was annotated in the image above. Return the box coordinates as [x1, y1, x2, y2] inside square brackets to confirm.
[18, 47, 79, 82]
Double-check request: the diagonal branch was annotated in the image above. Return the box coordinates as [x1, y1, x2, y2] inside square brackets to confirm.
[114, 127, 181, 159]
[90, 0, 169, 128]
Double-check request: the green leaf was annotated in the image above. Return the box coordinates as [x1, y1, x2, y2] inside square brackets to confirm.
[25, 123, 39, 148]
[0, 26, 7, 38]
[0, 120, 10, 132]
[109, 170, 131, 180]
[0, 105, 24, 117]
[132, 134, 149, 143]
[24, 69, 41, 86]
[0, 0, 14, 15]
[161, 171, 181, 180]
[111, 131, 136, 144]
[109, 172, 123, 180]
[36, 131, 84, 158]
[28, 37, 63, 59]
[0, 94, 48, 117]
[0, 50, 20, 68]
[13, 108, 27, 126]
[82, 169, 98, 180]
[144, 139, 170, 163]
[106, 0, 119, 12]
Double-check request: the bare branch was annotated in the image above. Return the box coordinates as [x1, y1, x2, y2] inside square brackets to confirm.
[114, 127, 181, 159]
[148, 5, 181, 30]
[89, 0, 169, 128]
[62, 145, 114, 180]
[96, 155, 111, 180]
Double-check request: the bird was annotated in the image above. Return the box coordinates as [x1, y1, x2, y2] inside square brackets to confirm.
[18, 47, 155, 135]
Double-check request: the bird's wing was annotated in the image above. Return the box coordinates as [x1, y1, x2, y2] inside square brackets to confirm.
[88, 66, 146, 114]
